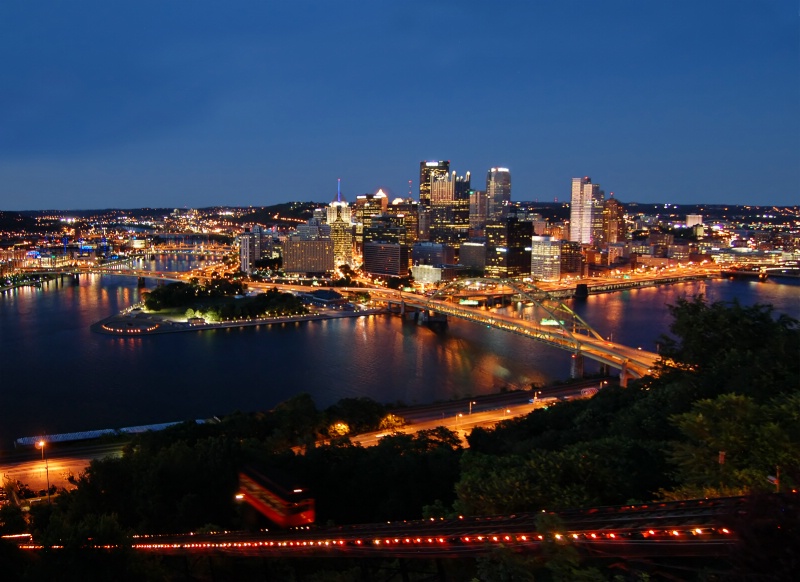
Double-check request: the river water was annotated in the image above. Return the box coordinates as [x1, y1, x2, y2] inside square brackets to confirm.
[1, 257, 797, 449]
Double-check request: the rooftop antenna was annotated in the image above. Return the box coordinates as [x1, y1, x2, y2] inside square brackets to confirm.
[408, 180, 412, 198]
[337, 178, 342, 203]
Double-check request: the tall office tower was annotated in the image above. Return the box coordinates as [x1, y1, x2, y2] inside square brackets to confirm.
[282, 237, 334, 275]
[469, 189, 488, 234]
[569, 177, 604, 245]
[327, 181, 354, 268]
[239, 228, 257, 275]
[430, 170, 471, 248]
[484, 217, 532, 278]
[362, 242, 410, 277]
[530, 236, 562, 282]
[386, 197, 419, 246]
[486, 167, 511, 221]
[419, 160, 450, 208]
[560, 241, 584, 276]
[602, 196, 627, 244]
[362, 214, 407, 245]
[353, 189, 389, 250]
[459, 241, 486, 272]
[250, 224, 266, 259]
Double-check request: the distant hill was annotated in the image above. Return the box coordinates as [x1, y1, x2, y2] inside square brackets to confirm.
[0, 211, 53, 235]
[234, 202, 321, 225]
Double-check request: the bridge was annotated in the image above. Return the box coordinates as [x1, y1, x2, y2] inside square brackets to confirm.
[15, 263, 660, 383]
[368, 278, 659, 385]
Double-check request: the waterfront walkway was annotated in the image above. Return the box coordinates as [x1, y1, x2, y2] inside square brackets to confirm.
[91, 306, 386, 336]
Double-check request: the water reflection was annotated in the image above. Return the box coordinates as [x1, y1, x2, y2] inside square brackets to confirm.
[0, 266, 796, 447]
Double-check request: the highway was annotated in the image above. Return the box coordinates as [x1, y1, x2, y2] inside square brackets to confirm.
[0, 380, 603, 495]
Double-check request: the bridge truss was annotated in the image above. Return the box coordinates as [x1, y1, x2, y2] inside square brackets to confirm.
[432, 277, 604, 344]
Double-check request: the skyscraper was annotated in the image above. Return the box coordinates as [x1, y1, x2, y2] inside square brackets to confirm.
[485, 217, 532, 278]
[569, 177, 604, 245]
[486, 167, 511, 221]
[419, 160, 450, 208]
[239, 228, 257, 275]
[327, 180, 354, 268]
[530, 236, 561, 281]
[469, 189, 488, 234]
[601, 196, 626, 244]
[430, 170, 471, 248]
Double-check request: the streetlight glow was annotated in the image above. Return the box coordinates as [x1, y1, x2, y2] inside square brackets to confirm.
[37, 439, 51, 504]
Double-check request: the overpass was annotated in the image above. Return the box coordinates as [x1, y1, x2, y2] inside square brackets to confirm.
[369, 278, 659, 384]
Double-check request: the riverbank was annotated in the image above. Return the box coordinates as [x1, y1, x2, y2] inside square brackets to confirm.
[91, 306, 387, 336]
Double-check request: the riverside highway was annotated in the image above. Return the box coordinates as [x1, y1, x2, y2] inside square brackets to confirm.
[0, 379, 607, 494]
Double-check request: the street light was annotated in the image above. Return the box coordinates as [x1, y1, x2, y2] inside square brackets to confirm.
[469, 401, 477, 415]
[37, 440, 51, 504]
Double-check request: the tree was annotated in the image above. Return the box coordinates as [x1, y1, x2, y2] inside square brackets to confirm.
[657, 296, 799, 401]
[664, 393, 800, 499]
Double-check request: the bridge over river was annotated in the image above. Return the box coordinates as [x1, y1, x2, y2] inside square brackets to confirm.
[25, 265, 661, 384]
[368, 278, 660, 385]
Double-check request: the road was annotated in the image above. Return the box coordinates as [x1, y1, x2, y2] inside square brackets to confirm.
[0, 442, 124, 493]
[1, 380, 606, 494]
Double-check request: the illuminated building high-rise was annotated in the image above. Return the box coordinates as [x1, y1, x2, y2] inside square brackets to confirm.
[469, 189, 488, 234]
[486, 167, 511, 221]
[485, 217, 532, 278]
[239, 227, 257, 275]
[418, 160, 449, 242]
[362, 242, 409, 277]
[386, 197, 419, 246]
[430, 170, 471, 248]
[353, 189, 389, 251]
[327, 179, 354, 268]
[419, 160, 450, 208]
[601, 196, 626, 244]
[560, 241, 584, 276]
[569, 177, 604, 245]
[530, 236, 561, 281]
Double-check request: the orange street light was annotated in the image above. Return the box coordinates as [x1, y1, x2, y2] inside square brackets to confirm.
[37, 439, 51, 504]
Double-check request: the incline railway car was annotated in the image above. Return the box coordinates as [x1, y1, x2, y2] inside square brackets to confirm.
[237, 466, 315, 528]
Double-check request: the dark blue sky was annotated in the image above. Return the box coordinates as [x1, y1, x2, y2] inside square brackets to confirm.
[1, 1, 797, 210]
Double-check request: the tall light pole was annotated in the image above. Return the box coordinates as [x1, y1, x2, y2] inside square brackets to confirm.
[37, 440, 51, 504]
[469, 401, 476, 415]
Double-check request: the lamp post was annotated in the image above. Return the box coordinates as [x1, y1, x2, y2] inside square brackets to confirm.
[469, 401, 476, 415]
[37, 440, 51, 504]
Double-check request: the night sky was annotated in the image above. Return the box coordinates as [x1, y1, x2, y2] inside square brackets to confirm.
[1, 1, 797, 210]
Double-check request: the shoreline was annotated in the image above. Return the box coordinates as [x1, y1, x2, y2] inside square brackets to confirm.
[90, 306, 388, 336]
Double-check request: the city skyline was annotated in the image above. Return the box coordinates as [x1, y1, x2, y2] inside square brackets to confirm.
[1, 1, 798, 211]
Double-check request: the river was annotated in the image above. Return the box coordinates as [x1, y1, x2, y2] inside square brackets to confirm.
[1, 257, 797, 449]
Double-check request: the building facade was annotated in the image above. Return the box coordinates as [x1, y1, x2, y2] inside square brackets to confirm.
[486, 167, 511, 221]
[282, 238, 334, 275]
[327, 197, 353, 269]
[362, 242, 410, 277]
[530, 235, 562, 281]
[419, 160, 450, 209]
[569, 177, 604, 245]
